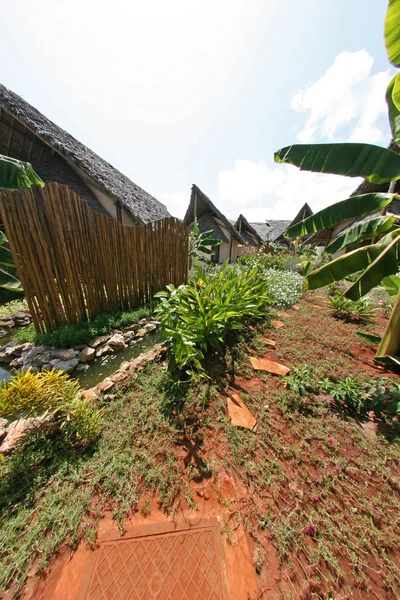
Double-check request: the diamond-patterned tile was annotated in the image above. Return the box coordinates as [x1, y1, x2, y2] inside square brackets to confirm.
[84, 521, 227, 600]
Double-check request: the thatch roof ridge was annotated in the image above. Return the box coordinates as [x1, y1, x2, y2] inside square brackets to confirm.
[184, 184, 245, 243]
[233, 214, 263, 245]
[249, 221, 292, 242]
[0, 85, 169, 224]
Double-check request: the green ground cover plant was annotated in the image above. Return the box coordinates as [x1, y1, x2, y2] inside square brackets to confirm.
[13, 302, 156, 348]
[263, 268, 303, 308]
[330, 293, 376, 322]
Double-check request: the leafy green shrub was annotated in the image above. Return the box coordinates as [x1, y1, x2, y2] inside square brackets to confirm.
[330, 294, 375, 322]
[283, 366, 400, 421]
[155, 262, 272, 373]
[0, 370, 101, 444]
[0, 298, 28, 317]
[238, 251, 288, 271]
[14, 303, 156, 348]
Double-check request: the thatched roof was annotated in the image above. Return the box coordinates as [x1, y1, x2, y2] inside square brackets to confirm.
[0, 85, 169, 224]
[276, 202, 313, 241]
[249, 221, 292, 242]
[184, 185, 245, 244]
[233, 214, 263, 246]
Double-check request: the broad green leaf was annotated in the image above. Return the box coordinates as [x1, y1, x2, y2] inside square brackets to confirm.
[357, 332, 382, 344]
[381, 274, 400, 298]
[274, 143, 400, 184]
[306, 245, 384, 290]
[345, 231, 400, 300]
[284, 193, 394, 238]
[0, 154, 44, 191]
[0, 245, 15, 268]
[386, 75, 400, 147]
[385, 0, 400, 67]
[0, 267, 22, 291]
[377, 288, 400, 357]
[325, 215, 398, 254]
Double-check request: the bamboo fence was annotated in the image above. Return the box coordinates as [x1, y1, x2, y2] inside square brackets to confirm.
[0, 183, 189, 334]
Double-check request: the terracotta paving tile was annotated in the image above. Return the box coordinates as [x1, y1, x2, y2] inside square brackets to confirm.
[271, 320, 284, 329]
[276, 311, 291, 318]
[250, 357, 290, 376]
[264, 338, 276, 347]
[81, 519, 229, 600]
[227, 391, 256, 430]
[292, 305, 300, 311]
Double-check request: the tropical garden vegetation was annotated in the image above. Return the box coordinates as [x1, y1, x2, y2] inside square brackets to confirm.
[274, 0, 400, 364]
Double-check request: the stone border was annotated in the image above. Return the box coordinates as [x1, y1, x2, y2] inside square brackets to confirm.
[0, 318, 161, 376]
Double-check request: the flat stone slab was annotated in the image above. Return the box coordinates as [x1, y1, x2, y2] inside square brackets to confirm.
[80, 518, 229, 600]
[227, 391, 256, 430]
[250, 357, 290, 376]
[264, 338, 276, 347]
[276, 311, 291, 318]
[292, 305, 300, 311]
[271, 320, 284, 329]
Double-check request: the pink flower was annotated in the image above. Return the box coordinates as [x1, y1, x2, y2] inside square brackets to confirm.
[308, 523, 316, 536]
[334, 467, 340, 473]
[312, 496, 318, 502]
[379, 300, 385, 306]
[328, 439, 334, 446]
[373, 508, 378, 515]
[327, 463, 332, 470]
[380, 571, 386, 579]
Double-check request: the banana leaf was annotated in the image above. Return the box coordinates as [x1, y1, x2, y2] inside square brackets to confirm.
[325, 215, 398, 254]
[0, 245, 16, 268]
[381, 274, 400, 298]
[357, 332, 382, 345]
[0, 267, 23, 291]
[345, 230, 400, 300]
[284, 193, 394, 238]
[386, 75, 400, 147]
[274, 143, 400, 184]
[377, 289, 400, 357]
[0, 155, 44, 191]
[385, 0, 400, 67]
[306, 245, 384, 289]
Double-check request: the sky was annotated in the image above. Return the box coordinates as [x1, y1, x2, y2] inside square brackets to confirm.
[1, 0, 394, 222]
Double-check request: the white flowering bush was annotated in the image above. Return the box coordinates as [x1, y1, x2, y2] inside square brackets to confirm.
[263, 268, 304, 308]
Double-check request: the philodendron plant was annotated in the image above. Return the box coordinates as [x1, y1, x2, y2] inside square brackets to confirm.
[274, 0, 400, 364]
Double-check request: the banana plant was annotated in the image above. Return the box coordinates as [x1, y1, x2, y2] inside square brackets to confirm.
[273, 0, 400, 361]
[188, 219, 221, 268]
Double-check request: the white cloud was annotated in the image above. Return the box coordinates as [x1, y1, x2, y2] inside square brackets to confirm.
[162, 192, 188, 220]
[292, 50, 391, 144]
[215, 160, 361, 220]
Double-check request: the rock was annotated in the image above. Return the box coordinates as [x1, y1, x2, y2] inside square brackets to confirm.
[96, 344, 112, 358]
[51, 357, 79, 374]
[0, 351, 13, 364]
[0, 418, 8, 440]
[31, 350, 53, 368]
[0, 328, 7, 337]
[143, 323, 157, 333]
[96, 379, 114, 393]
[129, 355, 148, 371]
[264, 338, 276, 347]
[73, 344, 87, 351]
[23, 345, 49, 363]
[250, 357, 290, 376]
[277, 311, 291, 318]
[81, 388, 99, 401]
[0, 418, 36, 452]
[135, 328, 147, 338]
[53, 348, 76, 361]
[119, 361, 132, 372]
[76, 363, 89, 373]
[9, 357, 24, 368]
[0, 317, 14, 328]
[89, 334, 111, 349]
[227, 391, 256, 430]
[138, 318, 148, 325]
[112, 371, 129, 383]
[123, 331, 135, 343]
[271, 320, 284, 329]
[108, 333, 126, 351]
[124, 323, 140, 332]
[21, 364, 39, 373]
[78, 346, 95, 363]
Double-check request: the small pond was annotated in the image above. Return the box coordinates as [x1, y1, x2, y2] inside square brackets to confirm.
[0, 329, 165, 389]
[74, 328, 165, 389]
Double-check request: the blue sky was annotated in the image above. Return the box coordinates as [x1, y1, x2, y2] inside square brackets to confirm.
[1, 0, 393, 221]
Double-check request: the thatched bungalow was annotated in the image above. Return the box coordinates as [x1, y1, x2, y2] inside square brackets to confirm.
[0, 85, 169, 225]
[233, 214, 263, 254]
[184, 185, 245, 263]
[248, 203, 313, 246]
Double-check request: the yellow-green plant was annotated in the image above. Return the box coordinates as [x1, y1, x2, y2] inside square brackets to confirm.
[0, 369, 101, 444]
